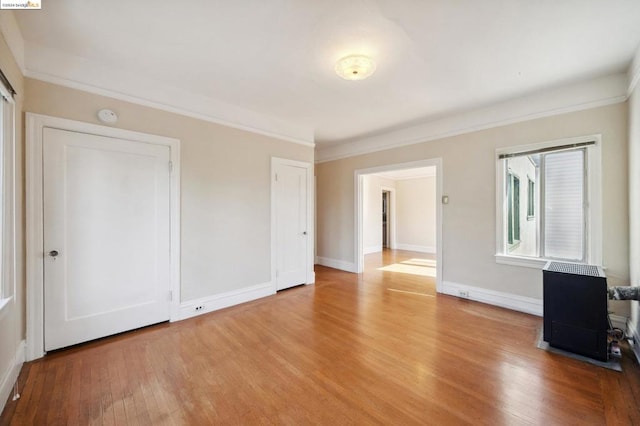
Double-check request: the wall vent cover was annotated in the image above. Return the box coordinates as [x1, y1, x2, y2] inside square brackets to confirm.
[544, 262, 603, 277]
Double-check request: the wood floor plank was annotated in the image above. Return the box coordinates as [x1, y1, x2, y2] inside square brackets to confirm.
[21, 361, 46, 424]
[2, 249, 640, 424]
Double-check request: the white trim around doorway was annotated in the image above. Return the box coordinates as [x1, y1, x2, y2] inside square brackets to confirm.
[355, 158, 443, 292]
[25, 113, 181, 361]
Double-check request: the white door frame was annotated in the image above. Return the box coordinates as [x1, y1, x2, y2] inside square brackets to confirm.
[271, 157, 315, 291]
[25, 113, 181, 361]
[380, 186, 396, 250]
[355, 158, 443, 292]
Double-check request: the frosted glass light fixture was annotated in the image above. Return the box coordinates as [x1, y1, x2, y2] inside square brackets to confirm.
[335, 55, 376, 80]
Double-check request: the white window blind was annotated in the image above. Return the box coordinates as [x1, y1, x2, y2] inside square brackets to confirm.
[543, 149, 584, 261]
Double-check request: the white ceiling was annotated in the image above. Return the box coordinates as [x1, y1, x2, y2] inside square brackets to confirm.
[11, 1, 640, 147]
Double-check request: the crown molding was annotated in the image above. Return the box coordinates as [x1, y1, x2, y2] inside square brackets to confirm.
[10, 32, 638, 156]
[0, 11, 25, 72]
[23, 43, 315, 147]
[629, 44, 640, 96]
[372, 168, 436, 181]
[316, 73, 628, 163]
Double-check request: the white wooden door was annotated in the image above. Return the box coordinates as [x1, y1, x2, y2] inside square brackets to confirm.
[43, 128, 171, 351]
[275, 163, 308, 290]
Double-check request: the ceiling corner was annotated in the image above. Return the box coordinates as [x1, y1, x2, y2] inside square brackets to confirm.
[22, 41, 315, 147]
[0, 11, 25, 72]
[315, 72, 628, 163]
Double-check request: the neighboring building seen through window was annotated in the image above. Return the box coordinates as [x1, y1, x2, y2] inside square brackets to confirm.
[527, 177, 535, 219]
[506, 172, 520, 246]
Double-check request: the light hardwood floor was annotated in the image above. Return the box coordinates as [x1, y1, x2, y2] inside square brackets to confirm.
[2, 249, 640, 425]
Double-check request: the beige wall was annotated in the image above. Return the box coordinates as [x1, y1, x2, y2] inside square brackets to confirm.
[24, 79, 314, 301]
[0, 29, 25, 406]
[317, 103, 629, 310]
[363, 175, 395, 253]
[396, 177, 436, 252]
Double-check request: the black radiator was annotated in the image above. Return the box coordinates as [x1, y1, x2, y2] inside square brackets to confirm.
[543, 262, 608, 361]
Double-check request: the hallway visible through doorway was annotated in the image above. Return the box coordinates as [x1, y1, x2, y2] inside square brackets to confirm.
[382, 190, 390, 248]
[357, 160, 441, 291]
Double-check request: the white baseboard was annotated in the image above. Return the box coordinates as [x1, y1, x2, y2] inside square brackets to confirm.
[627, 318, 640, 364]
[442, 281, 543, 316]
[609, 314, 627, 333]
[395, 244, 436, 254]
[315, 256, 357, 273]
[0, 340, 25, 414]
[178, 282, 274, 321]
[363, 245, 382, 255]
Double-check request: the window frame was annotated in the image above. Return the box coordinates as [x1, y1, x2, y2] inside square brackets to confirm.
[495, 135, 602, 269]
[0, 78, 16, 316]
[506, 171, 521, 248]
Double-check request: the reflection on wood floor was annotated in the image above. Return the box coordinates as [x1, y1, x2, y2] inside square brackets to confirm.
[365, 248, 437, 295]
[2, 249, 639, 424]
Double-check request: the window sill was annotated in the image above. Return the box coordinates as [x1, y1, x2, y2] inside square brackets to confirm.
[495, 254, 548, 269]
[507, 241, 521, 252]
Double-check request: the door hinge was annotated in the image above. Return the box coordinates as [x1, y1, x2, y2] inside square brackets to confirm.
[169, 161, 173, 173]
[169, 290, 173, 301]
[276, 270, 279, 278]
[275, 173, 278, 182]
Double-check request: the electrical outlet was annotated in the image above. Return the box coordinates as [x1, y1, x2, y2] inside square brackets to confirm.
[458, 290, 469, 298]
[195, 305, 204, 311]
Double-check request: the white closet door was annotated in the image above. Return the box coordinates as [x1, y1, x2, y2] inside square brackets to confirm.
[43, 127, 171, 351]
[275, 163, 308, 290]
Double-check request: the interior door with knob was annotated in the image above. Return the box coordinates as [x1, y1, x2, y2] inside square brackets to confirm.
[43, 127, 171, 351]
[274, 161, 309, 290]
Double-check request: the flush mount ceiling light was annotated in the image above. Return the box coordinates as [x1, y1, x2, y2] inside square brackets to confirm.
[335, 55, 376, 81]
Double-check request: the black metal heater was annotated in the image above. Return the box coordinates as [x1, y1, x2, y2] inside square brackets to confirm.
[543, 262, 608, 361]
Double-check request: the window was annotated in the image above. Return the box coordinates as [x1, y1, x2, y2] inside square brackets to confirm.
[527, 177, 535, 220]
[507, 173, 520, 246]
[0, 71, 16, 311]
[495, 136, 601, 268]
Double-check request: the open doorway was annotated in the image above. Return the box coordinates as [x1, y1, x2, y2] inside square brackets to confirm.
[355, 159, 443, 292]
[363, 182, 396, 255]
[382, 190, 390, 248]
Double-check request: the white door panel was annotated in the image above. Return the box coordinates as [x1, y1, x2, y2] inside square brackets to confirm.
[275, 164, 308, 290]
[43, 127, 171, 351]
